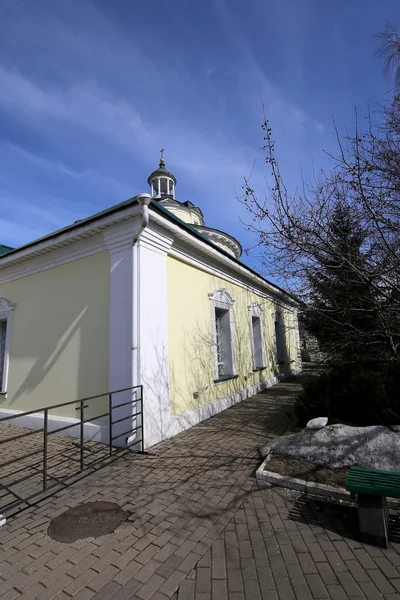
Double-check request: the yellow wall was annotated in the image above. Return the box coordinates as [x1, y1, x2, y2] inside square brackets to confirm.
[167, 255, 299, 416]
[0, 251, 110, 419]
[165, 207, 201, 226]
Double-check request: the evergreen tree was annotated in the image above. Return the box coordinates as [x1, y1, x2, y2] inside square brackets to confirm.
[303, 202, 381, 365]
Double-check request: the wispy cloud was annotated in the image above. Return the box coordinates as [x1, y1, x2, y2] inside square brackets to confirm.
[0, 0, 331, 254]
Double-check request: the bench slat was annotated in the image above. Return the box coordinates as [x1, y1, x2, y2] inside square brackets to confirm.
[346, 466, 400, 498]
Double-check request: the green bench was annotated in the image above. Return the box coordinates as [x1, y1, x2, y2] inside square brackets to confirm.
[346, 466, 400, 548]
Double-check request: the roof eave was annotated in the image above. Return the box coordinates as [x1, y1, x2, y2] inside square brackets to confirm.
[149, 200, 299, 305]
[0, 197, 142, 268]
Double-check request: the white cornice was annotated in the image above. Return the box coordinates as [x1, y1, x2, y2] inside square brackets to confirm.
[0, 205, 143, 285]
[0, 203, 143, 269]
[0, 298, 14, 313]
[139, 225, 174, 256]
[0, 196, 296, 310]
[169, 243, 293, 311]
[192, 225, 242, 259]
[148, 210, 296, 308]
[103, 220, 138, 254]
[0, 234, 106, 285]
[204, 230, 239, 255]
[170, 244, 291, 310]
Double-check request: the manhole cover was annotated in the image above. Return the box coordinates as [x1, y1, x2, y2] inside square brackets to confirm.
[48, 501, 125, 543]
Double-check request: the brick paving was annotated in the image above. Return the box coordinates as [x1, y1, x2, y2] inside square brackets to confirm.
[0, 423, 112, 514]
[1, 375, 400, 600]
[171, 488, 400, 600]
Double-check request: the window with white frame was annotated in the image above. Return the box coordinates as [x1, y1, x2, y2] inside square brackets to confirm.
[249, 303, 265, 370]
[0, 299, 13, 394]
[274, 311, 285, 364]
[209, 289, 235, 380]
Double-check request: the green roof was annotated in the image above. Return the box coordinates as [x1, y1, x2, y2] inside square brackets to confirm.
[147, 166, 177, 185]
[0, 244, 14, 256]
[150, 200, 297, 303]
[0, 196, 140, 260]
[0, 197, 297, 303]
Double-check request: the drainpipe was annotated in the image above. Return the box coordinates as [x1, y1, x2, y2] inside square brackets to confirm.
[132, 194, 152, 444]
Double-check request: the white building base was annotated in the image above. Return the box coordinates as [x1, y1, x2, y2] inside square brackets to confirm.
[0, 409, 109, 444]
[0, 370, 300, 450]
[149, 369, 300, 447]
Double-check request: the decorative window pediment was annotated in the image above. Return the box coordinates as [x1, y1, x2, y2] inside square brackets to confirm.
[0, 298, 14, 317]
[248, 302, 263, 318]
[208, 289, 235, 311]
[209, 289, 236, 381]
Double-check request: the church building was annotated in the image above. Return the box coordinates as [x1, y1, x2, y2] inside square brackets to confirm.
[0, 155, 301, 449]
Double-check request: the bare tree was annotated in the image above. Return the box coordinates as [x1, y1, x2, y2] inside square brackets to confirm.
[241, 27, 400, 368]
[376, 21, 400, 90]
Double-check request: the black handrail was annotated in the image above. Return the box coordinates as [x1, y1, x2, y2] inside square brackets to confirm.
[0, 385, 144, 519]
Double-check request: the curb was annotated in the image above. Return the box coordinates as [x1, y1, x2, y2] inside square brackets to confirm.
[256, 446, 400, 514]
[256, 448, 400, 510]
[256, 448, 350, 501]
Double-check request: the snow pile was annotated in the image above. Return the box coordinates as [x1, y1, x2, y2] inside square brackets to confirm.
[270, 424, 400, 471]
[306, 417, 328, 429]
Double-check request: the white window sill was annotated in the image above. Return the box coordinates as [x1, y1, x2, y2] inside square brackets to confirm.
[0, 392, 7, 398]
[213, 375, 238, 385]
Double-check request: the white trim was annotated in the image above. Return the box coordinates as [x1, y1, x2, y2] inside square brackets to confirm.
[0, 204, 143, 285]
[171, 241, 300, 360]
[0, 234, 106, 285]
[257, 452, 349, 501]
[169, 243, 294, 312]
[293, 309, 302, 370]
[149, 210, 297, 307]
[200, 229, 240, 259]
[0, 371, 301, 449]
[137, 223, 173, 449]
[249, 302, 265, 370]
[0, 299, 14, 313]
[0, 299, 14, 394]
[274, 309, 286, 364]
[0, 408, 109, 443]
[0, 198, 296, 309]
[229, 305, 236, 377]
[209, 289, 236, 380]
[104, 220, 140, 447]
[248, 301, 263, 318]
[165, 369, 300, 443]
[208, 288, 235, 310]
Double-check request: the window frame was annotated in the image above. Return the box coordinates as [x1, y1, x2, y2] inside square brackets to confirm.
[274, 310, 285, 365]
[0, 298, 14, 395]
[209, 289, 236, 382]
[248, 302, 265, 371]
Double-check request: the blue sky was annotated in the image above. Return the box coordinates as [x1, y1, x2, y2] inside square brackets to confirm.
[0, 0, 399, 273]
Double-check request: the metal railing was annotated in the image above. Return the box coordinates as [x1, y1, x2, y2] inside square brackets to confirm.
[0, 385, 143, 519]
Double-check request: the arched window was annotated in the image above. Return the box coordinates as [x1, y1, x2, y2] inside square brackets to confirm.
[0, 298, 14, 394]
[208, 289, 236, 381]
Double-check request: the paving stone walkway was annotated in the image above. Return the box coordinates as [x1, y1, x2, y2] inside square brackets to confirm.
[1, 376, 400, 600]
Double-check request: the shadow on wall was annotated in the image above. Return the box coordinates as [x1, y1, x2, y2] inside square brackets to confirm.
[6, 294, 109, 420]
[140, 297, 297, 444]
[10, 307, 87, 407]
